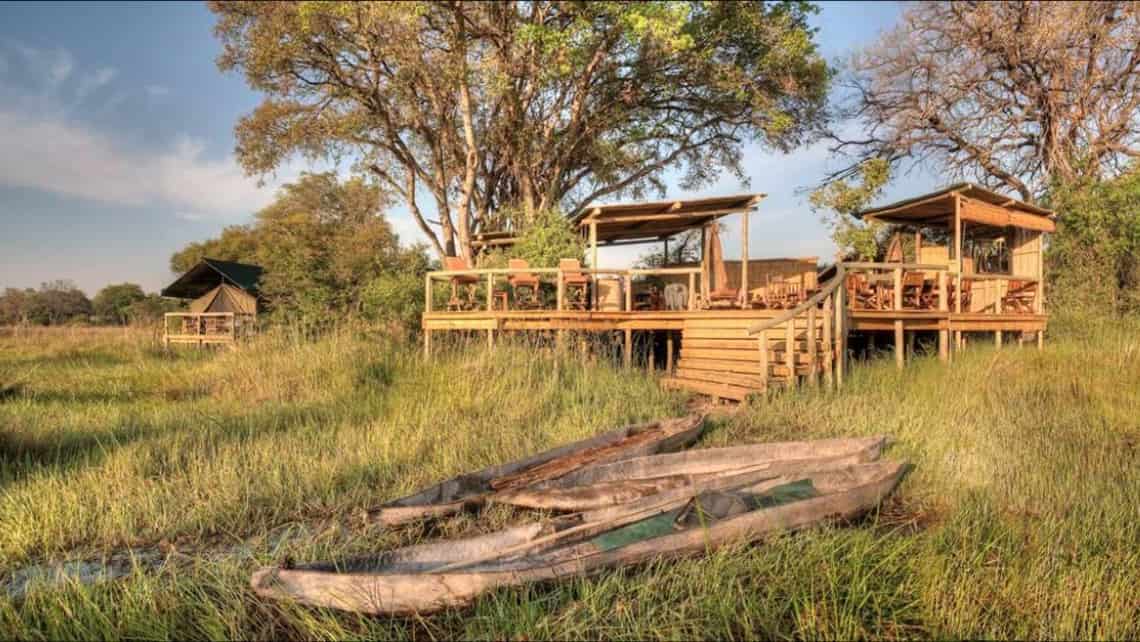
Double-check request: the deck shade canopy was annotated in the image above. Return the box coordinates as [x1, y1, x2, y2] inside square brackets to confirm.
[573, 193, 765, 245]
[856, 183, 1056, 233]
[161, 258, 263, 301]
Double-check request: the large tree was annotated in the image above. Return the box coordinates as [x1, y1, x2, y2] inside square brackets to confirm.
[829, 1, 1140, 202]
[210, 1, 830, 260]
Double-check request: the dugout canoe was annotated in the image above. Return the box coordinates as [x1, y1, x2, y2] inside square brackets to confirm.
[367, 413, 707, 526]
[252, 459, 908, 616]
[492, 434, 888, 511]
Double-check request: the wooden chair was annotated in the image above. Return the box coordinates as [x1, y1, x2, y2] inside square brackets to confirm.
[706, 287, 740, 308]
[559, 259, 590, 310]
[508, 258, 542, 309]
[950, 278, 973, 311]
[901, 271, 927, 309]
[444, 256, 480, 310]
[845, 273, 882, 310]
[1002, 280, 1037, 313]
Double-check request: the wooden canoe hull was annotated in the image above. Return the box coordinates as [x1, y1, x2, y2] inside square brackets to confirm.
[252, 460, 908, 616]
[369, 413, 706, 526]
[492, 435, 888, 511]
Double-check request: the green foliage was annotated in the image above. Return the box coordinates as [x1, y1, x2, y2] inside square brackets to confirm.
[359, 251, 433, 338]
[1046, 169, 1140, 314]
[15, 281, 93, 326]
[809, 159, 891, 260]
[92, 283, 146, 325]
[169, 225, 258, 275]
[510, 208, 585, 268]
[211, 1, 831, 259]
[168, 172, 430, 333]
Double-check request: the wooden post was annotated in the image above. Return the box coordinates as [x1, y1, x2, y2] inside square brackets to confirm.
[590, 221, 598, 310]
[806, 306, 818, 386]
[663, 237, 669, 265]
[740, 210, 750, 308]
[424, 328, 432, 361]
[937, 271, 948, 362]
[1037, 329, 1044, 350]
[666, 333, 674, 374]
[556, 268, 564, 311]
[425, 275, 433, 314]
[915, 231, 922, 262]
[757, 330, 769, 392]
[893, 266, 903, 311]
[487, 328, 494, 351]
[700, 225, 709, 304]
[822, 296, 833, 388]
[688, 272, 696, 310]
[1035, 231, 1045, 314]
[486, 273, 494, 311]
[835, 283, 846, 387]
[954, 196, 964, 351]
[907, 331, 916, 359]
[995, 290, 1003, 348]
[623, 328, 632, 369]
[894, 320, 904, 370]
[648, 339, 655, 373]
[625, 274, 632, 312]
[785, 319, 796, 387]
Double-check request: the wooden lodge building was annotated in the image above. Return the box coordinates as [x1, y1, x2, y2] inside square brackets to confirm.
[423, 184, 1054, 400]
[160, 258, 262, 347]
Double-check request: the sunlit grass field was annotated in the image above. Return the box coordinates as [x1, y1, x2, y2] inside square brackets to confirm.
[1, 319, 1137, 640]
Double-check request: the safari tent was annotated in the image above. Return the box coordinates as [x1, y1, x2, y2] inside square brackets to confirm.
[160, 258, 262, 347]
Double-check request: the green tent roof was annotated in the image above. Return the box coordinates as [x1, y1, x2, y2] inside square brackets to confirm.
[161, 258, 263, 300]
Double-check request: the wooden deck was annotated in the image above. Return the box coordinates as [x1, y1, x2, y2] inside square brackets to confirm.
[423, 261, 1049, 401]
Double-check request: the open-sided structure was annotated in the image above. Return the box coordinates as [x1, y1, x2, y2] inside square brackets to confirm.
[426, 185, 1054, 401]
[160, 258, 262, 347]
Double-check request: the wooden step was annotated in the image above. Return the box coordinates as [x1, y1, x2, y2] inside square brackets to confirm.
[675, 357, 817, 377]
[674, 367, 784, 387]
[678, 348, 828, 365]
[661, 376, 756, 401]
[683, 338, 819, 350]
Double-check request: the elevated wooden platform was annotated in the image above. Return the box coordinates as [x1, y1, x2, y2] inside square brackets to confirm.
[423, 307, 1047, 402]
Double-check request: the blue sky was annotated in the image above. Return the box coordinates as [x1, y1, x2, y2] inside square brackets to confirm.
[0, 1, 937, 295]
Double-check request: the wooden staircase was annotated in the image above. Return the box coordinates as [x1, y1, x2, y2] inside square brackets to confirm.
[661, 272, 848, 401]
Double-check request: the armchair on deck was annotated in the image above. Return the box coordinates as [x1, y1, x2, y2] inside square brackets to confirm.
[559, 259, 590, 310]
[1002, 280, 1037, 313]
[845, 273, 883, 310]
[508, 259, 542, 309]
[901, 271, 928, 309]
[444, 256, 480, 311]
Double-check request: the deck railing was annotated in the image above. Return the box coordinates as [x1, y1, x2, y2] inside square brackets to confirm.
[838, 262, 1043, 315]
[162, 312, 256, 347]
[424, 266, 704, 313]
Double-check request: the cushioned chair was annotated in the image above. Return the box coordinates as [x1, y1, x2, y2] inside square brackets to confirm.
[508, 259, 542, 309]
[559, 259, 590, 310]
[444, 256, 480, 311]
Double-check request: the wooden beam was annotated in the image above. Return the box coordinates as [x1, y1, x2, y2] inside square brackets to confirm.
[590, 221, 598, 310]
[740, 210, 750, 308]
[894, 320, 904, 370]
[959, 197, 1056, 232]
[624, 328, 632, 368]
[666, 333, 674, 374]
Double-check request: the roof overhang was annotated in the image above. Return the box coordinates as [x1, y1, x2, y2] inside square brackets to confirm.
[161, 258, 263, 299]
[856, 183, 1055, 232]
[574, 193, 765, 245]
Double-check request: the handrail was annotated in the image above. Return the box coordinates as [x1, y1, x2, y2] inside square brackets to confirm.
[747, 265, 847, 335]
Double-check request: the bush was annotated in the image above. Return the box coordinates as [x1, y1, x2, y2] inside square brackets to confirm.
[511, 208, 585, 268]
[1046, 170, 1140, 315]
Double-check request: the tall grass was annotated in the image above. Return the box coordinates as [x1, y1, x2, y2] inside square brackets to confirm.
[1, 321, 1137, 640]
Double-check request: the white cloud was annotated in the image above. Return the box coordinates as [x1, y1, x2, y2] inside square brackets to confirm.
[75, 66, 116, 101]
[0, 42, 294, 221]
[0, 109, 292, 220]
